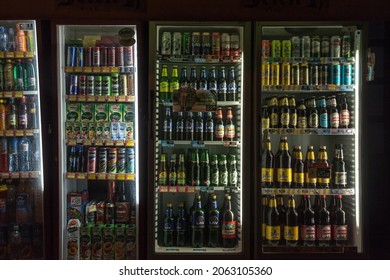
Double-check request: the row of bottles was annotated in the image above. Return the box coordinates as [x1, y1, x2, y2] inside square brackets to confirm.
[0, 59, 37, 91]
[0, 97, 38, 130]
[261, 137, 347, 189]
[162, 193, 237, 248]
[263, 195, 347, 247]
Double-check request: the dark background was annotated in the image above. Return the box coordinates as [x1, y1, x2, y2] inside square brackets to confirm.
[1, 0, 388, 259]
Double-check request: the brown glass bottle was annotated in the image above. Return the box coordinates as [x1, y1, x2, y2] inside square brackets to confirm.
[316, 195, 331, 246]
[331, 195, 348, 246]
[266, 195, 280, 246]
[224, 107, 235, 141]
[300, 195, 316, 246]
[317, 146, 330, 188]
[115, 181, 130, 223]
[279, 95, 290, 129]
[277, 195, 286, 245]
[288, 96, 297, 129]
[292, 146, 305, 188]
[269, 96, 279, 128]
[261, 195, 268, 244]
[285, 195, 299, 246]
[304, 146, 317, 188]
[158, 153, 168, 186]
[221, 195, 237, 248]
[214, 107, 224, 141]
[332, 143, 347, 189]
[261, 136, 274, 187]
[275, 136, 292, 188]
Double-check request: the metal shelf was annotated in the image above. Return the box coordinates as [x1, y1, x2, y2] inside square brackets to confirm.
[155, 245, 240, 253]
[261, 188, 355, 196]
[159, 140, 240, 148]
[158, 185, 240, 193]
[66, 172, 135, 181]
[66, 95, 135, 103]
[0, 51, 35, 58]
[157, 54, 242, 64]
[64, 66, 134, 74]
[262, 128, 355, 136]
[0, 129, 40, 137]
[0, 91, 39, 98]
[1, 171, 41, 179]
[262, 84, 355, 92]
[262, 245, 358, 253]
[262, 57, 355, 64]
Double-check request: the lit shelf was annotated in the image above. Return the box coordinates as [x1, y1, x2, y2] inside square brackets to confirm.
[0, 51, 35, 59]
[262, 245, 357, 253]
[261, 57, 355, 64]
[261, 128, 355, 136]
[66, 172, 135, 181]
[155, 244, 240, 253]
[262, 84, 355, 92]
[159, 100, 240, 107]
[0, 91, 38, 98]
[66, 139, 135, 147]
[159, 140, 240, 148]
[64, 66, 134, 74]
[158, 185, 240, 193]
[157, 53, 242, 63]
[261, 188, 355, 196]
[66, 95, 135, 103]
[1, 171, 41, 179]
[0, 129, 39, 137]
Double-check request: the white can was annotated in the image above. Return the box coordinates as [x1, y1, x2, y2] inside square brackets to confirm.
[291, 36, 301, 57]
[161, 32, 172, 55]
[172, 32, 182, 55]
[301, 36, 311, 58]
[330, 36, 341, 58]
[221, 33, 231, 56]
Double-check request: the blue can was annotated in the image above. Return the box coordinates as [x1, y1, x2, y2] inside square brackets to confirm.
[341, 63, 352, 85]
[69, 75, 78, 95]
[76, 47, 84, 67]
[126, 147, 135, 174]
[66, 46, 76, 67]
[331, 63, 341, 85]
[8, 137, 19, 172]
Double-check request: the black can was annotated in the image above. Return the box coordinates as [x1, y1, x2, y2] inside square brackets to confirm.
[98, 147, 107, 173]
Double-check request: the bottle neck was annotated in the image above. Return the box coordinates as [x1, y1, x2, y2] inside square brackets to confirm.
[269, 197, 277, 208]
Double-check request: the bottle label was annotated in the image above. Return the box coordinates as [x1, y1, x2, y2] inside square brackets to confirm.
[7, 114, 17, 126]
[297, 116, 307, 128]
[160, 81, 169, 93]
[265, 225, 280, 241]
[228, 82, 237, 93]
[168, 172, 177, 185]
[115, 202, 130, 223]
[309, 113, 319, 128]
[222, 221, 236, 238]
[318, 177, 330, 184]
[225, 124, 235, 139]
[158, 172, 167, 185]
[209, 81, 217, 91]
[15, 193, 29, 224]
[211, 171, 219, 185]
[290, 113, 297, 127]
[163, 120, 172, 133]
[300, 225, 316, 241]
[176, 219, 186, 231]
[261, 168, 273, 183]
[19, 114, 28, 126]
[261, 118, 270, 129]
[215, 124, 224, 139]
[330, 112, 340, 128]
[28, 77, 36, 89]
[284, 226, 299, 241]
[219, 81, 227, 93]
[169, 81, 179, 92]
[281, 113, 289, 126]
[340, 109, 350, 126]
[293, 172, 304, 184]
[270, 113, 278, 126]
[196, 122, 203, 132]
[335, 172, 347, 185]
[277, 168, 292, 183]
[262, 223, 266, 238]
[19, 142, 29, 152]
[229, 170, 238, 185]
[320, 113, 328, 128]
[220, 171, 228, 185]
[332, 224, 348, 241]
[185, 121, 193, 132]
[176, 122, 184, 132]
[192, 212, 205, 228]
[206, 122, 214, 132]
[305, 172, 317, 184]
[164, 220, 174, 231]
[208, 211, 220, 228]
[316, 224, 331, 241]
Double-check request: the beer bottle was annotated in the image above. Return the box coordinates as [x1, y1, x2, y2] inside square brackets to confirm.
[175, 112, 184, 140]
[27, 96, 38, 129]
[199, 66, 208, 90]
[330, 105, 340, 129]
[301, 195, 316, 246]
[227, 66, 237, 101]
[176, 202, 187, 247]
[160, 65, 169, 100]
[293, 146, 304, 188]
[317, 146, 330, 188]
[190, 149, 200, 186]
[318, 96, 328, 128]
[261, 136, 274, 187]
[224, 107, 235, 141]
[277, 195, 286, 245]
[228, 154, 238, 188]
[297, 99, 307, 129]
[332, 143, 347, 188]
[204, 112, 214, 141]
[200, 149, 210, 186]
[316, 195, 331, 246]
[291, 145, 299, 173]
[177, 154, 186, 186]
[218, 154, 228, 188]
[189, 66, 198, 90]
[195, 112, 204, 141]
[208, 67, 218, 92]
[332, 195, 348, 246]
[179, 67, 188, 88]
[285, 195, 299, 246]
[266, 195, 280, 246]
[307, 97, 319, 128]
[214, 107, 224, 141]
[163, 107, 172, 140]
[191, 193, 205, 248]
[279, 95, 290, 129]
[210, 154, 219, 186]
[207, 194, 220, 247]
[269, 96, 279, 129]
[339, 93, 350, 128]
[261, 195, 268, 244]
[169, 65, 179, 100]
[218, 67, 227, 101]
[168, 154, 177, 186]
[221, 195, 237, 248]
[288, 96, 297, 129]
[185, 111, 194, 141]
[304, 146, 317, 188]
[261, 105, 270, 130]
[163, 202, 175, 247]
[275, 136, 292, 188]
[158, 153, 168, 186]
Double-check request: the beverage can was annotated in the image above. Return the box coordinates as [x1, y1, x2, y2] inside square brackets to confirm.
[94, 76, 102, 95]
[79, 75, 86, 95]
[100, 46, 107, 67]
[319, 65, 328, 85]
[271, 40, 281, 58]
[300, 63, 309, 85]
[126, 147, 135, 174]
[201, 32, 211, 55]
[116, 46, 124, 67]
[108, 47, 116, 67]
[102, 76, 111, 95]
[211, 32, 221, 56]
[321, 36, 330, 57]
[191, 32, 201, 55]
[98, 147, 107, 173]
[161, 32, 172, 55]
[108, 148, 117, 173]
[66, 46, 76, 67]
[342, 35, 351, 58]
[117, 148, 126, 174]
[221, 33, 230, 57]
[87, 147, 97, 173]
[86, 75, 95, 95]
[282, 40, 291, 58]
[261, 40, 271, 58]
[230, 33, 240, 57]
[85, 47, 92, 67]
[182, 32, 191, 55]
[270, 62, 280, 85]
[111, 73, 119, 96]
[261, 62, 270, 86]
[282, 63, 290, 85]
[291, 63, 300, 85]
[310, 65, 319, 85]
[69, 74, 78, 95]
[331, 36, 341, 58]
[92, 47, 100, 67]
[331, 63, 341, 85]
[124, 46, 134, 66]
[119, 74, 128, 96]
[342, 63, 352, 85]
[301, 36, 311, 58]
[291, 36, 300, 57]
[311, 36, 320, 58]
[76, 47, 84, 67]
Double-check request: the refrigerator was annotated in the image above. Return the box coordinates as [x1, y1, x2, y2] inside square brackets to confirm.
[148, 21, 251, 259]
[56, 24, 140, 260]
[255, 22, 365, 257]
[0, 20, 45, 259]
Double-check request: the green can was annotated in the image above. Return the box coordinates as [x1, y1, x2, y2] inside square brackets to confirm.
[282, 40, 291, 58]
[95, 76, 102, 95]
[111, 73, 119, 96]
[182, 32, 191, 55]
[102, 76, 111, 95]
[271, 40, 281, 58]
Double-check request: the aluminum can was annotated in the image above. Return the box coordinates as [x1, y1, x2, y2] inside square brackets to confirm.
[201, 32, 211, 55]
[76, 47, 84, 67]
[301, 36, 311, 58]
[100, 46, 107, 66]
[102, 76, 111, 95]
[261, 62, 270, 86]
[119, 74, 128, 95]
[79, 75, 86, 95]
[86, 75, 95, 95]
[94, 76, 102, 95]
[230, 33, 240, 57]
[182, 32, 191, 55]
[116, 47, 124, 67]
[69, 75, 78, 95]
[84, 47, 92, 67]
[291, 63, 300, 85]
[191, 32, 201, 55]
[111, 73, 119, 96]
[127, 73, 134, 96]
[221, 33, 230, 56]
[330, 36, 341, 58]
[331, 63, 341, 85]
[321, 36, 330, 57]
[87, 147, 97, 173]
[66, 46, 76, 67]
[282, 40, 291, 58]
[124, 46, 134, 66]
[161, 32, 172, 55]
[319, 65, 328, 85]
[310, 65, 319, 85]
[172, 32, 182, 55]
[300, 63, 309, 85]
[107, 148, 117, 173]
[270, 62, 280, 85]
[342, 63, 352, 85]
[271, 40, 281, 58]
[98, 147, 107, 173]
[262, 40, 271, 58]
[342, 35, 351, 58]
[108, 47, 116, 67]
[126, 148, 135, 174]
[117, 148, 126, 174]
[92, 47, 100, 67]
[291, 36, 300, 57]
[311, 36, 320, 58]
[282, 63, 291, 85]
[211, 32, 221, 56]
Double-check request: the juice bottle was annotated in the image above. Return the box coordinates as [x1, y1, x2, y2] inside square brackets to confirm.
[0, 138, 8, 172]
[4, 59, 14, 91]
[0, 99, 7, 131]
[15, 24, 27, 52]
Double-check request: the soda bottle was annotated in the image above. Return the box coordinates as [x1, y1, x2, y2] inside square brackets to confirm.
[7, 27, 16, 51]
[168, 154, 177, 186]
[218, 154, 228, 188]
[0, 99, 7, 130]
[185, 112, 194, 141]
[204, 112, 214, 141]
[25, 59, 37, 91]
[210, 154, 219, 186]
[200, 149, 210, 186]
[18, 97, 28, 129]
[27, 96, 38, 129]
[168, 65, 179, 100]
[9, 225, 22, 259]
[207, 194, 220, 247]
[175, 112, 184, 140]
[160, 65, 169, 100]
[6, 180, 16, 223]
[0, 27, 9, 52]
[195, 112, 203, 141]
[228, 154, 238, 187]
[0, 60, 4, 91]
[191, 193, 205, 248]
[214, 107, 224, 141]
[163, 107, 172, 140]
[221, 195, 237, 248]
[316, 195, 331, 246]
[15, 24, 27, 52]
[224, 107, 235, 141]
[163, 202, 175, 247]
[0, 138, 8, 172]
[300, 195, 316, 246]
[13, 59, 25, 91]
[8, 137, 19, 172]
[4, 59, 14, 91]
[7, 98, 17, 129]
[176, 202, 187, 247]
[177, 154, 186, 186]
[285, 195, 299, 246]
[19, 137, 31, 171]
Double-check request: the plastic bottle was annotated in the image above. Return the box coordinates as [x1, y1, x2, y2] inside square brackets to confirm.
[8, 137, 19, 172]
[0, 138, 8, 172]
[7, 27, 16, 51]
[16, 179, 30, 224]
[7, 98, 17, 129]
[18, 97, 28, 129]
[30, 137, 40, 171]
[0, 99, 7, 131]
[0, 26, 9, 52]
[15, 25, 27, 52]
[0, 60, 4, 91]
[4, 59, 14, 91]
[25, 59, 36, 90]
[18, 137, 30, 171]
[13, 59, 25, 91]
[6, 180, 16, 223]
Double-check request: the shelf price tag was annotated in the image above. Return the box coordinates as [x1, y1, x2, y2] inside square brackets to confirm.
[107, 96, 116, 102]
[115, 140, 124, 146]
[125, 140, 134, 147]
[105, 140, 114, 146]
[0, 131, 3, 137]
[4, 92, 13, 98]
[125, 174, 135, 181]
[93, 67, 102, 73]
[77, 95, 87, 102]
[107, 174, 116, 180]
[1, 172, 9, 179]
[168, 186, 177, 193]
[101, 67, 110, 73]
[187, 186, 195, 193]
[74, 67, 83, 73]
[26, 51, 34, 58]
[83, 67, 92, 73]
[5, 131, 15, 137]
[177, 186, 186, 193]
[86, 96, 96, 102]
[97, 174, 107, 180]
[68, 95, 77, 102]
[159, 186, 168, 192]
[117, 174, 125, 180]
[95, 140, 103, 146]
[15, 130, 24, 137]
[87, 173, 96, 180]
[5, 52, 15, 58]
[66, 172, 76, 179]
[11, 172, 20, 179]
[76, 173, 87, 179]
[97, 96, 106, 102]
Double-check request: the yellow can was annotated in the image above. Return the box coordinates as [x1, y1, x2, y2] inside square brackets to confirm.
[261, 62, 270, 86]
[282, 62, 290, 85]
[270, 62, 280, 85]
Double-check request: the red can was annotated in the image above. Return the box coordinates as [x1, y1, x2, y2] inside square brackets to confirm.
[87, 147, 97, 173]
[84, 47, 93, 67]
[262, 40, 271, 58]
[116, 46, 124, 67]
[124, 46, 134, 66]
[211, 32, 221, 56]
[79, 75, 87, 95]
[108, 47, 116, 67]
[100, 46, 107, 67]
[221, 33, 230, 57]
[92, 47, 100, 67]
[96, 201, 106, 224]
